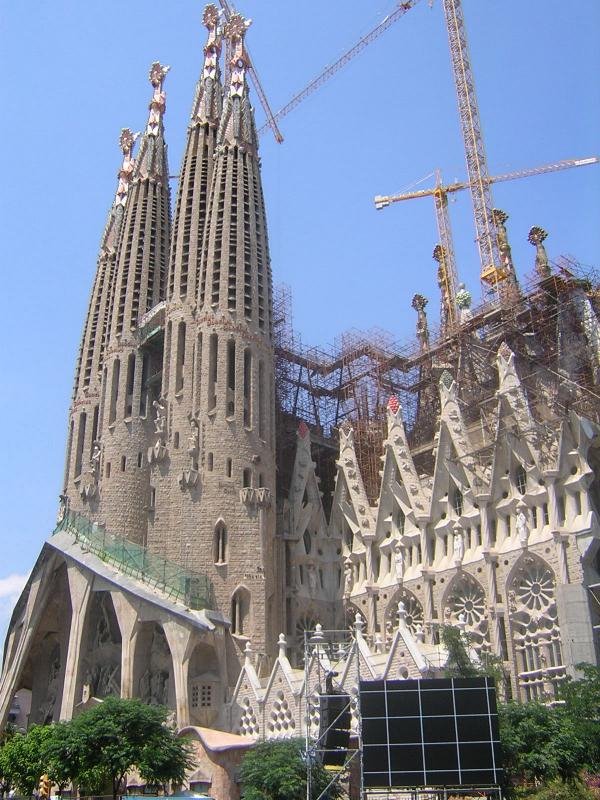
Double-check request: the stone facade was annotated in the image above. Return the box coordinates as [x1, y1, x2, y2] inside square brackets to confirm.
[1, 5, 600, 798]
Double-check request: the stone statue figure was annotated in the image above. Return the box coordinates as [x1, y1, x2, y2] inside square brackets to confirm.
[187, 418, 199, 456]
[90, 440, 101, 476]
[307, 564, 318, 595]
[453, 529, 464, 563]
[153, 398, 167, 435]
[394, 544, 405, 581]
[343, 560, 353, 596]
[516, 506, 529, 547]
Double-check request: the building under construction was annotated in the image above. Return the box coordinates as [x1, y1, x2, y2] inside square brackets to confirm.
[1, 2, 599, 797]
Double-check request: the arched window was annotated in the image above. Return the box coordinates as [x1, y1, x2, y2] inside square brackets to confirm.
[303, 530, 312, 555]
[231, 588, 250, 635]
[515, 464, 527, 495]
[452, 486, 463, 517]
[214, 522, 227, 564]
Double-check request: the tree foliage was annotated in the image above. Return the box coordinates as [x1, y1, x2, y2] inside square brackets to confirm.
[0, 725, 54, 796]
[61, 697, 193, 798]
[557, 664, 600, 773]
[499, 702, 589, 784]
[240, 739, 343, 800]
[0, 698, 192, 799]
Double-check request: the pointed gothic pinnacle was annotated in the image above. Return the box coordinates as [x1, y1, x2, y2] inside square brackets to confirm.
[114, 128, 138, 207]
[225, 13, 252, 98]
[528, 225, 551, 280]
[146, 62, 170, 136]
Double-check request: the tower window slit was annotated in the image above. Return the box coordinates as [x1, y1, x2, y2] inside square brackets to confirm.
[124, 352, 135, 417]
[74, 412, 87, 478]
[139, 353, 150, 416]
[175, 321, 186, 393]
[109, 358, 120, 425]
[90, 405, 99, 454]
[258, 360, 265, 440]
[208, 333, 218, 412]
[226, 339, 236, 417]
[243, 348, 252, 427]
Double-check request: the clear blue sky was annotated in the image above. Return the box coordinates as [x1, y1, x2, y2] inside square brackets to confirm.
[1, 1, 599, 636]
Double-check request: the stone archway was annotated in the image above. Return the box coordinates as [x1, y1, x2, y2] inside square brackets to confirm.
[24, 562, 72, 726]
[187, 641, 221, 727]
[75, 591, 122, 704]
[506, 553, 563, 700]
[132, 622, 174, 709]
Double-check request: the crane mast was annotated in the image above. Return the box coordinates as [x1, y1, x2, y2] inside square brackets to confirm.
[441, 0, 504, 293]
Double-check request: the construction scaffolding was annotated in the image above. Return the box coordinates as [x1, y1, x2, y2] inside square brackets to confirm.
[274, 258, 600, 507]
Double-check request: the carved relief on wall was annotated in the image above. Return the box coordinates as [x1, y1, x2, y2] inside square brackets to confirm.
[138, 626, 172, 706]
[81, 593, 122, 701]
[39, 643, 61, 724]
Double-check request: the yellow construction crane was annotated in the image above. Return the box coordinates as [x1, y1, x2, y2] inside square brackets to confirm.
[375, 156, 599, 317]
[256, 1, 422, 139]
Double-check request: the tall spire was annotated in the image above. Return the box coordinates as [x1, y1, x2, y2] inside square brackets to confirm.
[216, 13, 258, 151]
[64, 129, 138, 508]
[110, 63, 171, 339]
[97, 63, 172, 545]
[190, 4, 222, 125]
[168, 6, 223, 301]
[149, 9, 280, 659]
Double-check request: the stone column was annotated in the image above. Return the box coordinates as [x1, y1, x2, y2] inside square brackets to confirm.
[163, 620, 195, 728]
[110, 592, 139, 699]
[552, 531, 569, 584]
[59, 565, 93, 720]
[480, 503, 491, 549]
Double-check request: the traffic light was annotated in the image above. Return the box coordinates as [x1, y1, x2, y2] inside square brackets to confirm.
[38, 774, 51, 799]
[318, 692, 351, 766]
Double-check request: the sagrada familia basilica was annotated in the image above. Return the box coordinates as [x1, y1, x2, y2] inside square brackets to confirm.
[1, 4, 599, 792]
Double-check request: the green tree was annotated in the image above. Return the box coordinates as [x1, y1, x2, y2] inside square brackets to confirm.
[0, 725, 54, 796]
[557, 664, 600, 773]
[499, 702, 588, 784]
[240, 739, 343, 800]
[47, 697, 193, 799]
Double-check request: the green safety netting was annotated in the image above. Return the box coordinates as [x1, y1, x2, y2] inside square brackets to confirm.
[54, 510, 214, 611]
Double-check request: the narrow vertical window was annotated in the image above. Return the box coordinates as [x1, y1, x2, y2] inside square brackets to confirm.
[258, 360, 265, 440]
[175, 321, 186, 393]
[243, 468, 251, 488]
[214, 522, 227, 564]
[124, 352, 135, 417]
[243, 348, 252, 427]
[208, 333, 218, 412]
[226, 339, 236, 417]
[74, 412, 87, 477]
[226, 458, 232, 478]
[139, 353, 149, 417]
[109, 358, 120, 425]
[207, 452, 214, 471]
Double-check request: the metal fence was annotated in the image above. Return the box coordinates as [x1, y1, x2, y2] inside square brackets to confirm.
[54, 510, 214, 611]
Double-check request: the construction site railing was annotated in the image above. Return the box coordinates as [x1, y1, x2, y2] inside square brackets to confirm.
[54, 509, 214, 611]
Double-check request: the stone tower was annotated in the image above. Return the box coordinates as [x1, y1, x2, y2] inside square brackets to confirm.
[99, 62, 171, 545]
[63, 128, 137, 514]
[148, 10, 280, 660]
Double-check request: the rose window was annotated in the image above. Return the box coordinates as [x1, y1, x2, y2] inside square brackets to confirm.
[386, 591, 424, 637]
[445, 576, 486, 628]
[513, 560, 554, 614]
